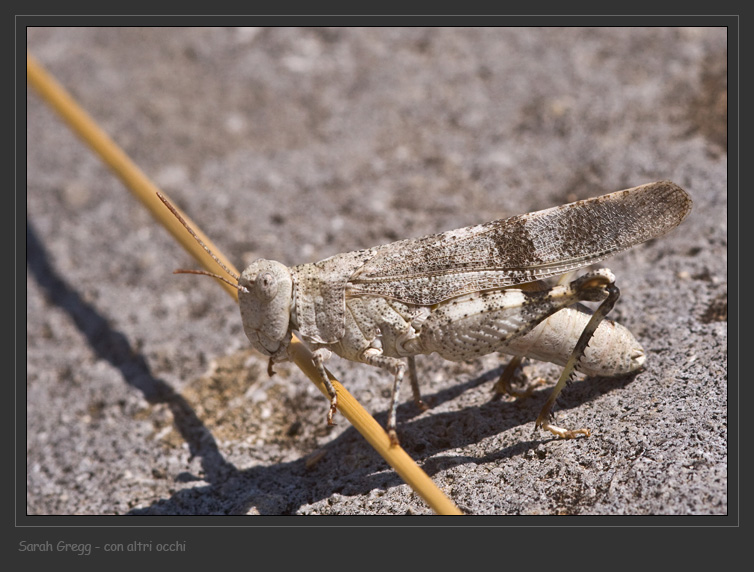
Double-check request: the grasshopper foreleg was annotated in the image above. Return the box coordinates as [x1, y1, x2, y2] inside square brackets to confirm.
[312, 348, 339, 426]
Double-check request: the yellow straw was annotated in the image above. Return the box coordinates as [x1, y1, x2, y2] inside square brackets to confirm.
[27, 52, 463, 516]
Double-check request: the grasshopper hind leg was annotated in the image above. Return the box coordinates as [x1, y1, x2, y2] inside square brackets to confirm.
[535, 278, 621, 439]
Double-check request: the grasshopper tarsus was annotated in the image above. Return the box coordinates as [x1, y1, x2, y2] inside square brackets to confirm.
[414, 399, 430, 412]
[388, 429, 401, 447]
[493, 356, 547, 400]
[407, 356, 430, 411]
[326, 402, 338, 426]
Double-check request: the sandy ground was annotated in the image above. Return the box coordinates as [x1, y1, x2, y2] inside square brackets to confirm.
[26, 27, 728, 517]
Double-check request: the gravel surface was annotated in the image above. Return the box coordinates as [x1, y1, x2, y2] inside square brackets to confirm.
[26, 26, 728, 516]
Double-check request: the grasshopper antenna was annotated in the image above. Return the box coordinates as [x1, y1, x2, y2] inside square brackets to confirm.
[172, 268, 247, 292]
[156, 192, 247, 292]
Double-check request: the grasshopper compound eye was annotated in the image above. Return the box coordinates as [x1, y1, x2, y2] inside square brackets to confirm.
[255, 272, 277, 302]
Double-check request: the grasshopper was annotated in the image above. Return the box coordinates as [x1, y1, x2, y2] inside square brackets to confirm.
[157, 181, 692, 444]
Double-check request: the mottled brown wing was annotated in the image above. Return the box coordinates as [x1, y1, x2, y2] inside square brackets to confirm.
[347, 181, 692, 305]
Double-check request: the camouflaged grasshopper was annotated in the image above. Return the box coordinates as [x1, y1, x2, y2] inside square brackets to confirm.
[157, 181, 692, 444]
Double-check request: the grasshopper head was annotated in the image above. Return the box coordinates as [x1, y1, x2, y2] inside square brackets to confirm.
[238, 259, 293, 360]
[153, 193, 294, 361]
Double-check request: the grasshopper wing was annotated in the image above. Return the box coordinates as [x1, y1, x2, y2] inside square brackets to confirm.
[347, 181, 692, 305]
